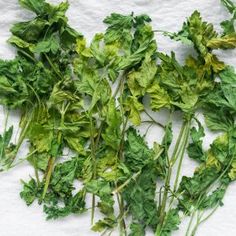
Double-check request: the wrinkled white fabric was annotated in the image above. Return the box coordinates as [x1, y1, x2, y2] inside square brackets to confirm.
[0, 0, 235, 235]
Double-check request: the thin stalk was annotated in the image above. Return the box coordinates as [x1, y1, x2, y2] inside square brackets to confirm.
[7, 109, 34, 168]
[156, 166, 172, 235]
[42, 156, 55, 199]
[8, 149, 37, 169]
[170, 121, 188, 166]
[118, 116, 129, 160]
[185, 210, 197, 236]
[41, 103, 68, 200]
[0, 109, 9, 159]
[18, 49, 37, 62]
[112, 170, 142, 194]
[116, 129, 128, 236]
[190, 205, 219, 236]
[156, 119, 190, 236]
[190, 211, 201, 236]
[44, 53, 64, 80]
[95, 122, 103, 149]
[167, 188, 189, 211]
[33, 154, 40, 186]
[112, 72, 126, 98]
[171, 120, 191, 197]
[144, 110, 165, 129]
[115, 190, 127, 236]
[89, 114, 96, 225]
[115, 73, 128, 236]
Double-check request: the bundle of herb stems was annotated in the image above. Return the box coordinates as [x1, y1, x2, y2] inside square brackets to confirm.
[0, 0, 236, 235]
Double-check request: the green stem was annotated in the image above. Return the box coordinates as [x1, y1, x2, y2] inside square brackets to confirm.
[41, 103, 68, 200]
[156, 119, 190, 236]
[190, 205, 219, 236]
[170, 121, 188, 166]
[18, 49, 36, 62]
[115, 73, 128, 236]
[185, 211, 196, 236]
[0, 109, 9, 159]
[116, 116, 129, 236]
[44, 53, 64, 80]
[89, 114, 96, 225]
[91, 194, 95, 225]
[7, 109, 34, 169]
[112, 72, 126, 98]
[113, 170, 142, 194]
[8, 149, 37, 169]
[144, 110, 165, 129]
[172, 120, 191, 193]
[33, 154, 40, 186]
[115, 191, 127, 236]
[42, 156, 55, 199]
[156, 169, 172, 235]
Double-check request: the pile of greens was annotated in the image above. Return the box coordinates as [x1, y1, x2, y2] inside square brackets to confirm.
[0, 0, 236, 235]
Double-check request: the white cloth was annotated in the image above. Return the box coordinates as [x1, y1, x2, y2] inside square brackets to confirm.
[0, 0, 236, 235]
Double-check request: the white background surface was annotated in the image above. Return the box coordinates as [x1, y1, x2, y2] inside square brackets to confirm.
[0, 0, 236, 236]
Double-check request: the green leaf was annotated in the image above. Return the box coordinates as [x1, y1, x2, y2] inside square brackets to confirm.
[20, 178, 40, 205]
[207, 34, 236, 49]
[124, 128, 153, 172]
[129, 56, 157, 89]
[86, 179, 114, 216]
[44, 190, 86, 219]
[124, 96, 144, 126]
[27, 151, 49, 171]
[221, 19, 235, 35]
[64, 136, 86, 155]
[47, 2, 69, 25]
[0, 126, 15, 169]
[221, 0, 236, 15]
[221, 84, 236, 111]
[204, 108, 234, 131]
[33, 36, 60, 54]
[0, 76, 17, 94]
[199, 186, 226, 209]
[19, 0, 46, 15]
[50, 157, 79, 197]
[122, 166, 158, 234]
[27, 123, 54, 153]
[129, 223, 145, 236]
[90, 78, 111, 109]
[179, 167, 219, 200]
[162, 209, 181, 235]
[163, 23, 192, 45]
[219, 66, 236, 85]
[229, 161, 236, 180]
[147, 82, 171, 111]
[85, 179, 111, 196]
[8, 36, 33, 50]
[103, 13, 133, 49]
[92, 217, 116, 232]
[166, 10, 235, 72]
[11, 19, 48, 42]
[187, 119, 206, 162]
[102, 100, 122, 150]
[162, 122, 173, 148]
[60, 26, 81, 48]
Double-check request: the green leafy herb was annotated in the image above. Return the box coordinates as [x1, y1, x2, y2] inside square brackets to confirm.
[0, 1, 236, 236]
